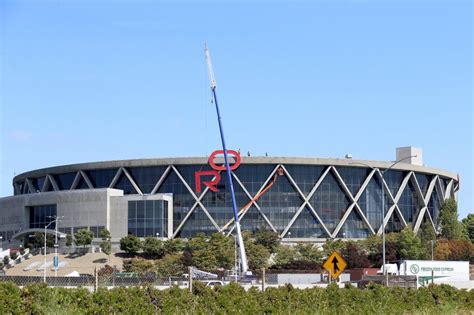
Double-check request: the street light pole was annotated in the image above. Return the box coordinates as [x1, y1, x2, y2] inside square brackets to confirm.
[44, 224, 46, 282]
[350, 155, 416, 284]
[54, 219, 59, 277]
[43, 215, 63, 283]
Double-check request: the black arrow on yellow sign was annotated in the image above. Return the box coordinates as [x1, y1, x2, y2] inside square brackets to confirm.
[332, 256, 339, 273]
[323, 251, 347, 281]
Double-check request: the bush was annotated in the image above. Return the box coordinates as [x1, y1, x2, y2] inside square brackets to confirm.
[162, 238, 185, 255]
[271, 244, 322, 271]
[97, 264, 115, 276]
[74, 229, 94, 248]
[142, 237, 165, 258]
[435, 239, 474, 263]
[155, 253, 185, 277]
[100, 240, 112, 256]
[122, 258, 154, 274]
[0, 282, 23, 314]
[0, 282, 472, 313]
[254, 229, 280, 254]
[120, 235, 142, 255]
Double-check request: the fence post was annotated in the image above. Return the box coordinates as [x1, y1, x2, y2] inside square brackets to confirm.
[188, 266, 193, 293]
[113, 265, 116, 287]
[261, 268, 265, 291]
[94, 267, 98, 292]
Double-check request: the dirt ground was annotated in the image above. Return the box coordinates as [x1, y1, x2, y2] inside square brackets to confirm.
[6, 252, 124, 276]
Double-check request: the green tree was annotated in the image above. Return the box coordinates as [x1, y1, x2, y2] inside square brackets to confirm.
[273, 245, 296, 267]
[271, 244, 322, 270]
[209, 233, 234, 269]
[186, 233, 234, 270]
[142, 237, 165, 258]
[120, 235, 142, 255]
[419, 219, 437, 259]
[419, 219, 437, 244]
[439, 199, 464, 240]
[295, 243, 323, 265]
[34, 233, 54, 248]
[100, 240, 112, 257]
[99, 228, 112, 259]
[155, 253, 186, 277]
[66, 234, 73, 247]
[398, 225, 424, 259]
[186, 233, 216, 270]
[254, 228, 280, 254]
[364, 233, 400, 267]
[100, 228, 111, 240]
[162, 238, 185, 255]
[461, 214, 474, 243]
[122, 258, 154, 274]
[322, 239, 346, 257]
[34, 233, 43, 248]
[74, 229, 94, 248]
[245, 239, 270, 270]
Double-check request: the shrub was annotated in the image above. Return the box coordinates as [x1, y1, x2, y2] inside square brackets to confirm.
[100, 240, 112, 257]
[120, 235, 142, 255]
[74, 229, 94, 248]
[122, 258, 154, 274]
[0, 282, 472, 313]
[162, 238, 185, 255]
[435, 239, 474, 263]
[0, 282, 23, 314]
[97, 264, 115, 276]
[254, 228, 280, 254]
[342, 241, 370, 268]
[155, 253, 185, 277]
[142, 237, 165, 258]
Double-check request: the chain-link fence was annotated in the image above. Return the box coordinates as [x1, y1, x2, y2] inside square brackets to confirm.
[0, 275, 96, 287]
[97, 274, 189, 287]
[0, 274, 254, 289]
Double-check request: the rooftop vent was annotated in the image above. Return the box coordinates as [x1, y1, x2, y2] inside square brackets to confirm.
[396, 147, 423, 166]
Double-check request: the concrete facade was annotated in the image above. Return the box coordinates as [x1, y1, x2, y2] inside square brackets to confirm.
[0, 188, 172, 247]
[0, 154, 458, 248]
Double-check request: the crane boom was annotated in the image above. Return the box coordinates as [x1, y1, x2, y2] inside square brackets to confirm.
[204, 44, 249, 275]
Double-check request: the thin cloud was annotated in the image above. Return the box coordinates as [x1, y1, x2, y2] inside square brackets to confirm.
[10, 131, 32, 141]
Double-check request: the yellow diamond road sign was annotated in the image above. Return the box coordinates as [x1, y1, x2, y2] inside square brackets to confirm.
[323, 251, 347, 280]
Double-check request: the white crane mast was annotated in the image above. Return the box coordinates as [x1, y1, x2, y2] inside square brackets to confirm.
[204, 44, 249, 275]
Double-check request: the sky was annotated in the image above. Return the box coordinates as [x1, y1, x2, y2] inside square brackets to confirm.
[0, 0, 472, 219]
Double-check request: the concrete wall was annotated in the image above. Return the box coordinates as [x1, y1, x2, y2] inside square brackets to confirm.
[267, 273, 350, 284]
[0, 189, 122, 244]
[0, 190, 173, 247]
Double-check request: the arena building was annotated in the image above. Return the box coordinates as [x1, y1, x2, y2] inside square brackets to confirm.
[0, 147, 458, 248]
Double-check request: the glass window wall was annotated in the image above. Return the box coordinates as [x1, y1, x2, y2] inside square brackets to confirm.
[128, 200, 167, 237]
[29, 205, 57, 229]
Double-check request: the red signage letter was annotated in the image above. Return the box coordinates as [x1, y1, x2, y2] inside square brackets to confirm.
[208, 150, 241, 171]
[195, 170, 221, 193]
